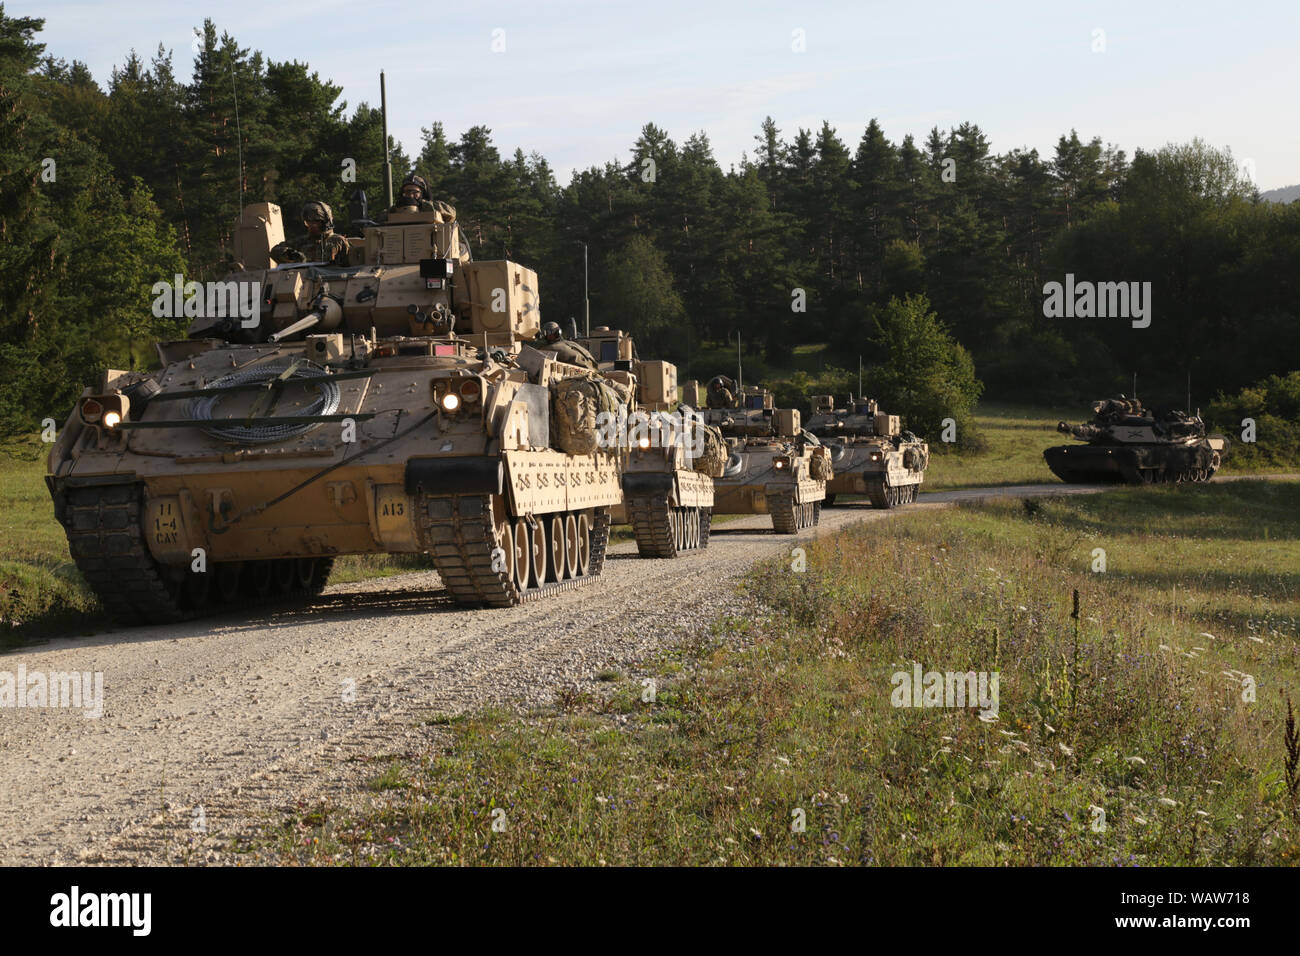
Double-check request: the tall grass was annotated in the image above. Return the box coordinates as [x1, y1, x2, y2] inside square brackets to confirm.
[259, 480, 1300, 866]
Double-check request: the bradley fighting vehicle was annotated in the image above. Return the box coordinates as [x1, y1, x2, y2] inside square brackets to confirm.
[45, 198, 640, 622]
[571, 328, 725, 557]
[805, 395, 928, 507]
[1044, 396, 1228, 484]
[701, 379, 832, 533]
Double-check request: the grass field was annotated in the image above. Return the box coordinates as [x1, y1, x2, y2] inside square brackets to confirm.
[925, 402, 1076, 490]
[257, 480, 1300, 865]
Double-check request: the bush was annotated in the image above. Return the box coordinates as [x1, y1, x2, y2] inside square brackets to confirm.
[1207, 371, 1300, 468]
[868, 295, 984, 447]
[768, 367, 856, 417]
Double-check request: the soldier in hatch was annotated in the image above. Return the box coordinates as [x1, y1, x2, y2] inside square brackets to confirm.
[534, 321, 563, 348]
[271, 201, 350, 267]
[533, 321, 597, 370]
[706, 375, 738, 409]
[377, 173, 457, 223]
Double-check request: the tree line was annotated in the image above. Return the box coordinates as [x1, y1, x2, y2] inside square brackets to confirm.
[2, 9, 1297, 444]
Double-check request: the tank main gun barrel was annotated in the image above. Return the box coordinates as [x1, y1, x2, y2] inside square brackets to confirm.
[268, 312, 323, 343]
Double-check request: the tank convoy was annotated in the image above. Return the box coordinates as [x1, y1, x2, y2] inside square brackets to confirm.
[569, 328, 725, 558]
[805, 394, 928, 507]
[699, 378, 831, 534]
[44, 198, 682, 622]
[1044, 396, 1228, 484]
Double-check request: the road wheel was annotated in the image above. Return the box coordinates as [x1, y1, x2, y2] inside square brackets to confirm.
[242, 560, 274, 598]
[512, 519, 530, 593]
[549, 515, 565, 582]
[214, 561, 243, 603]
[528, 519, 547, 589]
[576, 512, 592, 576]
[564, 514, 580, 579]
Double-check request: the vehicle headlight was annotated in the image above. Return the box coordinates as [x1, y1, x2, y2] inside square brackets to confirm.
[80, 393, 130, 427]
[637, 436, 651, 450]
[440, 392, 461, 412]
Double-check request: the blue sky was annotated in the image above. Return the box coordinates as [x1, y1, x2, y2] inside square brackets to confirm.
[20, 0, 1300, 190]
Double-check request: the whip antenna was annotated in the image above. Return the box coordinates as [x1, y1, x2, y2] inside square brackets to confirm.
[229, 59, 243, 219]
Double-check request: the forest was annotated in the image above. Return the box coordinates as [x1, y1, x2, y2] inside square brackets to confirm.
[2, 9, 1298, 453]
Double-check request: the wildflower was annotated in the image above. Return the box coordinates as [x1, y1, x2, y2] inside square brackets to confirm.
[1158, 797, 1178, 808]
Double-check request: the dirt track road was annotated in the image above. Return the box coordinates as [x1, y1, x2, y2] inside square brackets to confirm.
[0, 478, 1264, 864]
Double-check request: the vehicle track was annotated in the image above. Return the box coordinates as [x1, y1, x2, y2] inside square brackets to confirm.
[0, 478, 1282, 865]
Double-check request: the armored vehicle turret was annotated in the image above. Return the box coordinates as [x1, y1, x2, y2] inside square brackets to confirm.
[806, 394, 928, 507]
[1043, 396, 1227, 484]
[46, 199, 637, 621]
[700, 379, 831, 533]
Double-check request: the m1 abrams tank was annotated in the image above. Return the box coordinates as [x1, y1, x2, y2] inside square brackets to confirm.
[45, 199, 634, 622]
[700, 378, 831, 534]
[569, 330, 724, 557]
[805, 394, 928, 508]
[1043, 396, 1228, 484]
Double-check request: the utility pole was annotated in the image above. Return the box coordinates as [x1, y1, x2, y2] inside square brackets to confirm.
[858, 355, 863, 400]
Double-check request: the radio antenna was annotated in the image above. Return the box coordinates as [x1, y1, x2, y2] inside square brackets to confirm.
[229, 59, 243, 219]
[380, 71, 394, 209]
[736, 331, 743, 393]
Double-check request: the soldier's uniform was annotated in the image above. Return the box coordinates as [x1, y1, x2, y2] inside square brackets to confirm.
[707, 375, 738, 409]
[271, 201, 350, 267]
[543, 340, 599, 370]
[272, 230, 349, 266]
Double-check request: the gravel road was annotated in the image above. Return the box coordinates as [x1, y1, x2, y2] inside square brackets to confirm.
[0, 479, 1236, 865]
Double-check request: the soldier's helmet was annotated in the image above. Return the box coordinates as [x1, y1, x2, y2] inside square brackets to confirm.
[541, 321, 561, 342]
[400, 173, 431, 202]
[301, 201, 333, 229]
